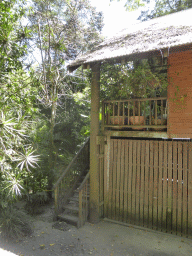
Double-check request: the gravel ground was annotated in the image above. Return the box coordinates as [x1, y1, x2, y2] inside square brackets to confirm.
[0, 203, 192, 256]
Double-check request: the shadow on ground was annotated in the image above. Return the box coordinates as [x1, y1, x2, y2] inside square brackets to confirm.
[0, 202, 192, 256]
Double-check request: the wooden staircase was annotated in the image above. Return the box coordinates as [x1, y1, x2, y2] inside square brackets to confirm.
[53, 138, 90, 228]
[58, 174, 90, 228]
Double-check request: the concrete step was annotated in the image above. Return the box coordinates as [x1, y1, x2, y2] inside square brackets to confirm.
[73, 192, 79, 197]
[58, 214, 79, 226]
[74, 191, 90, 197]
[69, 197, 79, 203]
[69, 196, 90, 204]
[75, 186, 90, 190]
[64, 205, 79, 212]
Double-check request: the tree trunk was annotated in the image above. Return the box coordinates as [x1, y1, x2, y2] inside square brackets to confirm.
[47, 99, 57, 198]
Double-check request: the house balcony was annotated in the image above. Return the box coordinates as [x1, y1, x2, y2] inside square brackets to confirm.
[102, 97, 167, 137]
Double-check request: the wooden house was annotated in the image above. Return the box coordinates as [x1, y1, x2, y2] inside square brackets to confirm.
[54, 9, 192, 237]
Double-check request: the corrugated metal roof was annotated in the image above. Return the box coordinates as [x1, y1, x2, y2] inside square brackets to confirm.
[68, 8, 192, 71]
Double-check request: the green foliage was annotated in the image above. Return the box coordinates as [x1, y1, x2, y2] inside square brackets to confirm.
[0, 0, 30, 72]
[139, 0, 192, 21]
[26, 0, 103, 194]
[25, 191, 49, 215]
[0, 170, 25, 200]
[0, 0, 97, 225]
[110, 0, 145, 11]
[111, 0, 192, 20]
[100, 59, 167, 100]
[15, 147, 39, 172]
[0, 1, 40, 203]
[0, 204, 33, 240]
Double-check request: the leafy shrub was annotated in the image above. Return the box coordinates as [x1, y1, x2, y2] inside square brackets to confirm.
[0, 205, 33, 240]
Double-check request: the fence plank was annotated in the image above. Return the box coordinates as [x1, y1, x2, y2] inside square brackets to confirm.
[135, 141, 141, 225]
[115, 139, 121, 221]
[167, 141, 173, 233]
[140, 140, 145, 226]
[127, 140, 133, 224]
[182, 142, 188, 236]
[153, 141, 158, 230]
[158, 141, 163, 231]
[120, 140, 125, 222]
[104, 139, 108, 218]
[99, 142, 104, 217]
[177, 142, 182, 236]
[132, 140, 137, 224]
[112, 139, 118, 220]
[107, 138, 113, 219]
[162, 141, 168, 232]
[123, 141, 128, 222]
[144, 140, 149, 228]
[148, 141, 154, 229]
[172, 141, 177, 235]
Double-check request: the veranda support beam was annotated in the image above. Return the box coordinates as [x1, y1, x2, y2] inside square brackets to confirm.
[90, 62, 101, 223]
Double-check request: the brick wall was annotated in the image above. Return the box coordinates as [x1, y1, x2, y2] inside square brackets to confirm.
[167, 49, 192, 138]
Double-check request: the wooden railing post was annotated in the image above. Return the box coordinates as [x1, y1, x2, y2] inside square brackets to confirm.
[79, 190, 83, 228]
[85, 182, 88, 221]
[90, 62, 100, 223]
[54, 186, 59, 220]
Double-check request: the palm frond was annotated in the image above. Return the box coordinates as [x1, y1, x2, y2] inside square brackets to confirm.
[13, 147, 40, 171]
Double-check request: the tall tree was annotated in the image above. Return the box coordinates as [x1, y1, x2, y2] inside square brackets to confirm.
[0, 0, 30, 72]
[0, 0, 39, 200]
[28, 0, 103, 194]
[111, 0, 192, 20]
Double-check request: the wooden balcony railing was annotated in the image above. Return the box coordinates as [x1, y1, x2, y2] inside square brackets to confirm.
[102, 97, 167, 131]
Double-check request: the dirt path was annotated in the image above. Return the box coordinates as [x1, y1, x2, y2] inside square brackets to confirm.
[0, 203, 192, 256]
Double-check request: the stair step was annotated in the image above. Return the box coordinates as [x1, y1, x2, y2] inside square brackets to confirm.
[77, 184, 90, 190]
[64, 205, 79, 212]
[69, 197, 79, 202]
[56, 169, 90, 228]
[58, 214, 79, 225]
[69, 194, 90, 202]
[74, 192, 90, 197]
[73, 193, 89, 197]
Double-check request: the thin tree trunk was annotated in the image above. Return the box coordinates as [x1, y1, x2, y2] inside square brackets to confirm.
[47, 98, 57, 198]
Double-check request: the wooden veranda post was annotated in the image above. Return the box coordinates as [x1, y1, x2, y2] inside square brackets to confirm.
[90, 62, 101, 223]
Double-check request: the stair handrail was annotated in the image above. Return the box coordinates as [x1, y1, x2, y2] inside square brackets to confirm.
[77, 172, 90, 192]
[53, 137, 90, 190]
[78, 172, 90, 228]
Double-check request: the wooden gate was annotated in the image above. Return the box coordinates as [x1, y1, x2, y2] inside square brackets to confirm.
[104, 138, 192, 237]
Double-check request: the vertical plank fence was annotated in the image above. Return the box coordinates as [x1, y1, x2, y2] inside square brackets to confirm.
[105, 138, 192, 237]
[97, 136, 105, 218]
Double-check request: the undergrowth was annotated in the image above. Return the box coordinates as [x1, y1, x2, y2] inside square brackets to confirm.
[0, 205, 33, 240]
[25, 191, 50, 215]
